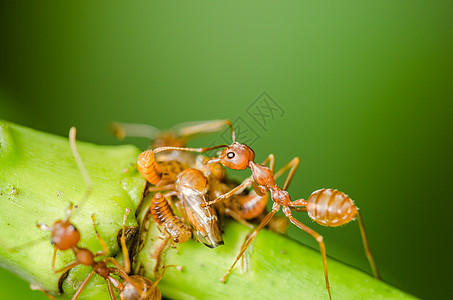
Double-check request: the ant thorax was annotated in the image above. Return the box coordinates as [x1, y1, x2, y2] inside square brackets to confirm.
[270, 188, 291, 206]
[249, 162, 276, 188]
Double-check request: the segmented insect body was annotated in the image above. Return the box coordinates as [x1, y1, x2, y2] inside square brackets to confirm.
[137, 151, 187, 186]
[175, 168, 223, 248]
[306, 188, 357, 227]
[150, 192, 191, 244]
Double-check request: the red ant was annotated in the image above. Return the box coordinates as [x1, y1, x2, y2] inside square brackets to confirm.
[29, 127, 172, 300]
[117, 120, 284, 234]
[146, 121, 380, 300]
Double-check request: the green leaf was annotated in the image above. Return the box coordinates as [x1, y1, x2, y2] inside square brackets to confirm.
[0, 120, 416, 299]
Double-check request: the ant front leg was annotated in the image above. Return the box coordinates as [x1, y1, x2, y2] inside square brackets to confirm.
[273, 157, 300, 191]
[221, 203, 281, 283]
[120, 208, 131, 273]
[282, 206, 332, 300]
[71, 270, 96, 300]
[224, 208, 255, 230]
[259, 154, 275, 172]
[54, 260, 82, 274]
[201, 176, 254, 207]
[90, 215, 109, 257]
[148, 184, 175, 193]
[30, 284, 56, 300]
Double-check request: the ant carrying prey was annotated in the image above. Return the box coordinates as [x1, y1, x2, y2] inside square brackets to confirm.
[148, 120, 380, 300]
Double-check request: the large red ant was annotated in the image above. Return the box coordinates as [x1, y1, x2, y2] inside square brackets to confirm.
[148, 121, 380, 299]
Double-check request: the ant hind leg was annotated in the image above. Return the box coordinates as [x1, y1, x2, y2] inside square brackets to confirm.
[282, 207, 332, 300]
[357, 211, 380, 279]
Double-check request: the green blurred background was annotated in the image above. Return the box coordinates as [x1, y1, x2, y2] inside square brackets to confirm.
[0, 1, 452, 299]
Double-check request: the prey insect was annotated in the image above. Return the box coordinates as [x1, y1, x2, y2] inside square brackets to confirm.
[133, 121, 230, 248]
[148, 121, 380, 300]
[148, 168, 224, 248]
[134, 120, 235, 186]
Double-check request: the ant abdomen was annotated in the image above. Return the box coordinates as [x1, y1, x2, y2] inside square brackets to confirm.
[307, 188, 357, 227]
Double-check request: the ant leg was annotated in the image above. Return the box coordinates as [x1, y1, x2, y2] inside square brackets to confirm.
[221, 203, 280, 283]
[273, 157, 300, 191]
[105, 257, 138, 291]
[30, 284, 56, 300]
[69, 127, 93, 215]
[64, 203, 75, 222]
[282, 206, 332, 300]
[54, 260, 82, 274]
[201, 176, 254, 207]
[259, 154, 275, 172]
[224, 208, 255, 230]
[91, 215, 109, 257]
[106, 280, 116, 300]
[109, 122, 161, 140]
[71, 270, 95, 300]
[173, 119, 233, 141]
[357, 211, 381, 279]
[153, 264, 179, 286]
[148, 184, 175, 193]
[173, 199, 188, 222]
[120, 208, 131, 274]
[152, 235, 171, 277]
[51, 246, 58, 272]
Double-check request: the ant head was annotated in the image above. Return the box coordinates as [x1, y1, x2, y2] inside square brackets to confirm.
[51, 220, 81, 250]
[217, 142, 255, 170]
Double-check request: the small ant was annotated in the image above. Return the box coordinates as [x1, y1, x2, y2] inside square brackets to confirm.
[29, 127, 162, 300]
[147, 121, 380, 300]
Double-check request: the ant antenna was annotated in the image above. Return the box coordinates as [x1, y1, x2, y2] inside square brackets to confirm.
[152, 144, 228, 155]
[69, 127, 92, 217]
[153, 265, 181, 287]
[225, 120, 236, 143]
[109, 122, 162, 140]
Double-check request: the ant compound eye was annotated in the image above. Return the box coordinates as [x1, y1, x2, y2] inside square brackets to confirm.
[173, 238, 179, 243]
[227, 152, 235, 159]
